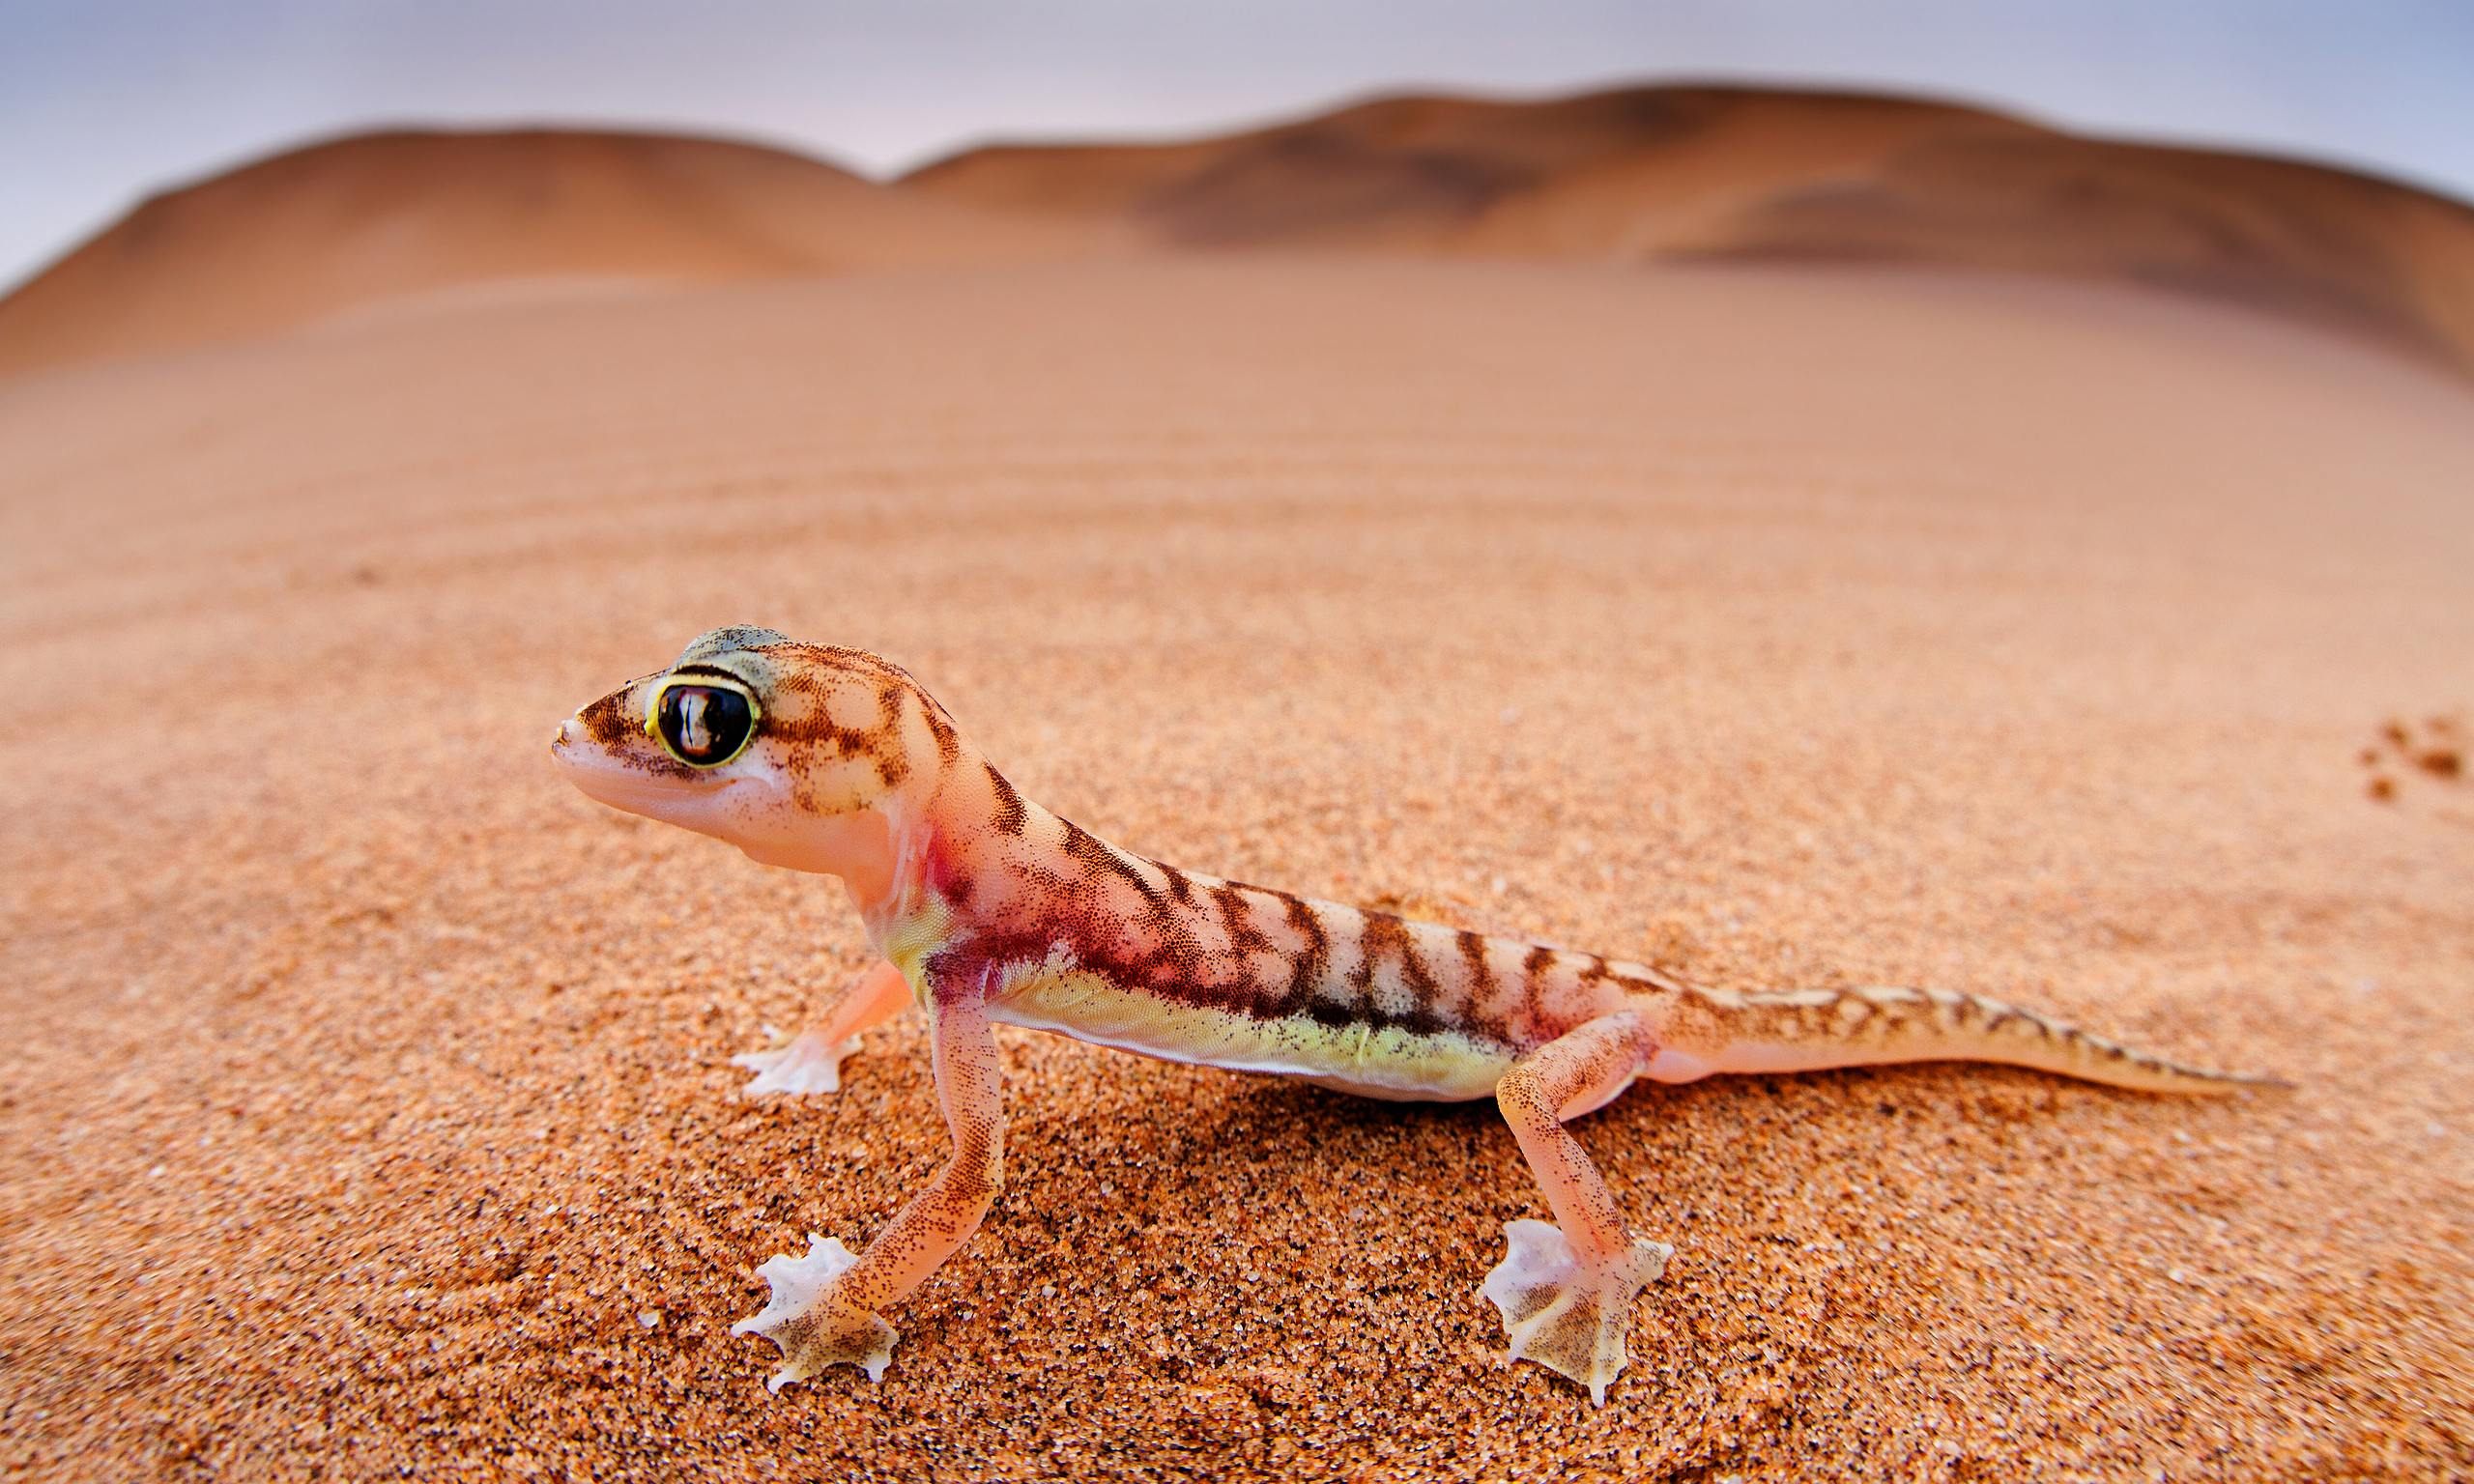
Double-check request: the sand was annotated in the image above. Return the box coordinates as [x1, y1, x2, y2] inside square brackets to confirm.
[3, 258, 2471, 1481]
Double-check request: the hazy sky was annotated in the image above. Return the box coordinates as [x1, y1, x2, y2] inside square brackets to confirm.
[5, 0, 2471, 289]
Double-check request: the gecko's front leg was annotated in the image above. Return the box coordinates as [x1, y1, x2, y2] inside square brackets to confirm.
[732, 959, 913, 1097]
[733, 973, 1004, 1390]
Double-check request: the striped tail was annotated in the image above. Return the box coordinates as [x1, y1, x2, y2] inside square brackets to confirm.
[1650, 983, 2285, 1096]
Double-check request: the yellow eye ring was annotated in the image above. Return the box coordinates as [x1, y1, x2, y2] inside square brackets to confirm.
[646, 674, 762, 768]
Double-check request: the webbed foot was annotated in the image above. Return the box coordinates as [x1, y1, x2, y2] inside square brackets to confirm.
[1480, 1217, 1671, 1406]
[732, 1025, 863, 1097]
[730, 1234, 898, 1390]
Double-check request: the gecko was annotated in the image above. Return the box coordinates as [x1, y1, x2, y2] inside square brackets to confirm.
[550, 627, 2276, 1405]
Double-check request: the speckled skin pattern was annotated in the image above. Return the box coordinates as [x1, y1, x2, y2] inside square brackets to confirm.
[553, 628, 2273, 1403]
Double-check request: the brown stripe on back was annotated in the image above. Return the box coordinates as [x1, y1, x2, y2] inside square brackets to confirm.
[1348, 912, 1399, 1017]
[1273, 893, 1329, 1018]
[870, 749, 909, 788]
[1518, 946, 1557, 1037]
[1349, 913, 1400, 991]
[1049, 820, 1222, 998]
[1353, 912, 1444, 1034]
[1456, 929, 1492, 1006]
[1213, 885, 1274, 954]
[917, 699, 962, 770]
[1448, 929, 1517, 1046]
[1056, 817, 1169, 911]
[986, 764, 1027, 835]
[1398, 931, 1440, 1009]
[862, 682, 910, 787]
[1012, 857, 1093, 909]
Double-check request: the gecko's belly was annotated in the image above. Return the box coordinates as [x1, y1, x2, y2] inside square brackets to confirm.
[988, 968, 1514, 1102]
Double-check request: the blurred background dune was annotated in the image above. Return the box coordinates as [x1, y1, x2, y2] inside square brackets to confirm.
[0, 128, 1119, 378]
[6, 83, 2473, 379]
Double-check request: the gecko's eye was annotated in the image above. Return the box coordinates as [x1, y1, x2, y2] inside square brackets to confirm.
[648, 679, 759, 768]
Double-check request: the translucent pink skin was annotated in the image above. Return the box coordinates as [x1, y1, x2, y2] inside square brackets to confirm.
[553, 629, 2274, 1402]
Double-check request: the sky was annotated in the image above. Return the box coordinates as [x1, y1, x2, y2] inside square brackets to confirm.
[4, 0, 2472, 290]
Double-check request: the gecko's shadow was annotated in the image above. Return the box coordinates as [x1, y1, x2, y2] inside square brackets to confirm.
[1109, 1056, 2043, 1222]
[1095, 1062, 1704, 1219]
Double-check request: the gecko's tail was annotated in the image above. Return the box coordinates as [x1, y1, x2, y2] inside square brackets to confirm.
[1648, 983, 2287, 1096]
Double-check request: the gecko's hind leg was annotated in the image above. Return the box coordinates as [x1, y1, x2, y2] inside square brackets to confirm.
[733, 960, 913, 1096]
[1482, 1011, 1671, 1406]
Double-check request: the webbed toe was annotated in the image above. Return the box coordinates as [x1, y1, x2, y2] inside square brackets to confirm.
[731, 1234, 898, 1390]
[1480, 1217, 1671, 1406]
[732, 1027, 864, 1097]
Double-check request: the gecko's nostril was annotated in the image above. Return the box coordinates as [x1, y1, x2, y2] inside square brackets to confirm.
[551, 717, 578, 753]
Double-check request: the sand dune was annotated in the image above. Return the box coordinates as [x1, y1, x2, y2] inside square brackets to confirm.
[0, 128, 1117, 378]
[8, 85, 2472, 382]
[2, 258, 2469, 1479]
[913, 85, 2474, 370]
[1672, 132, 2474, 371]
[908, 87, 2014, 245]
[5, 86, 2469, 385]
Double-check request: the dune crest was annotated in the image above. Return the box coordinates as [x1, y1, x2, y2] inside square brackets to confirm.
[4, 85, 2471, 380]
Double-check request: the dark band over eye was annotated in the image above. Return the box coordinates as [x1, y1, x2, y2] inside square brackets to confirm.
[649, 679, 759, 767]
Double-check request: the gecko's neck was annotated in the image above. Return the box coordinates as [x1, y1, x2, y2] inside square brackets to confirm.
[845, 750, 1024, 971]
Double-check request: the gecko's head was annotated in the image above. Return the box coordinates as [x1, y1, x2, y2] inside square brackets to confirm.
[551, 626, 957, 874]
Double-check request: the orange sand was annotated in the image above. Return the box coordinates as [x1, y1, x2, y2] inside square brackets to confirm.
[2, 259, 2471, 1480]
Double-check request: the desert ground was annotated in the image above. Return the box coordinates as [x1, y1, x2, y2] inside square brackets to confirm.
[4, 219, 2472, 1479]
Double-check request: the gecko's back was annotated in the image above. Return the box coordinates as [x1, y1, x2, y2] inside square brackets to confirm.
[917, 770, 2254, 1102]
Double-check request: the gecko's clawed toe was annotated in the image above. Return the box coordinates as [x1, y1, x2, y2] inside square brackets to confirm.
[1481, 1218, 1670, 1407]
[731, 1234, 898, 1390]
[732, 1026, 865, 1098]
